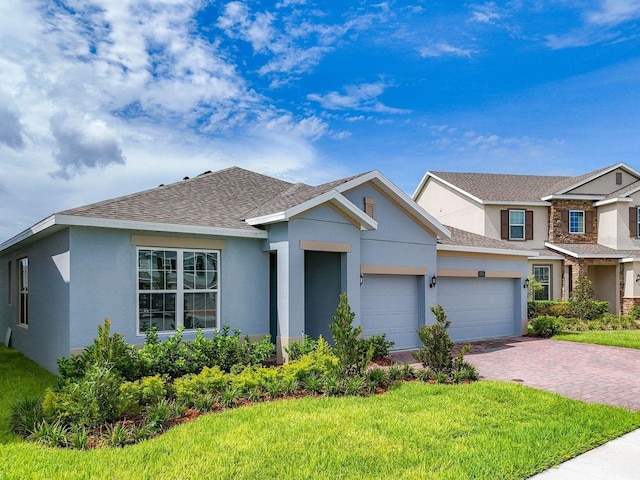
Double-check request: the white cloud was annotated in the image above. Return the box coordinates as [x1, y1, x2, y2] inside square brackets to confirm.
[49, 112, 125, 179]
[469, 3, 502, 24]
[308, 82, 409, 113]
[0, 91, 25, 151]
[587, 0, 640, 26]
[417, 42, 473, 58]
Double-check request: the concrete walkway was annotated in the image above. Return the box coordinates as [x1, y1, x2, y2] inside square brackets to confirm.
[529, 428, 640, 479]
[389, 336, 640, 479]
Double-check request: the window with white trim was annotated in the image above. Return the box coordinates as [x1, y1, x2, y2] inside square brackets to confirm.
[569, 210, 585, 234]
[137, 249, 219, 334]
[637, 207, 640, 237]
[18, 257, 28, 327]
[509, 209, 525, 240]
[533, 265, 551, 301]
[7, 260, 11, 305]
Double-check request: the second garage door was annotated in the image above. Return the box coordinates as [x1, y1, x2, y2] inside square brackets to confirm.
[361, 274, 420, 350]
[437, 277, 517, 342]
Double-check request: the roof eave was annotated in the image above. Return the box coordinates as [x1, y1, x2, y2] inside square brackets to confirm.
[0, 215, 57, 253]
[544, 242, 627, 259]
[437, 244, 538, 257]
[540, 194, 605, 201]
[246, 190, 379, 231]
[483, 200, 551, 206]
[413, 171, 485, 206]
[595, 197, 633, 207]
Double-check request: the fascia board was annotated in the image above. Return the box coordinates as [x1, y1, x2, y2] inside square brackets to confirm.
[0, 215, 57, 252]
[540, 194, 605, 201]
[594, 197, 633, 207]
[335, 170, 451, 239]
[412, 172, 484, 206]
[55, 214, 269, 239]
[286, 190, 378, 230]
[621, 257, 640, 263]
[555, 163, 629, 194]
[245, 212, 286, 226]
[437, 244, 538, 257]
[483, 200, 551, 206]
[544, 242, 626, 259]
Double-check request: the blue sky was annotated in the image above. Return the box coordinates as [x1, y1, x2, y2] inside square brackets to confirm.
[1, 0, 640, 238]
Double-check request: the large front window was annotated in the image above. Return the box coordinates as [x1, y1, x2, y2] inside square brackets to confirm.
[509, 210, 525, 240]
[569, 210, 585, 234]
[137, 249, 219, 333]
[533, 265, 550, 301]
[18, 257, 28, 327]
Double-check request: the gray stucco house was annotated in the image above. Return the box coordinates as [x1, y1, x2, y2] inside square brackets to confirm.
[1, 167, 534, 372]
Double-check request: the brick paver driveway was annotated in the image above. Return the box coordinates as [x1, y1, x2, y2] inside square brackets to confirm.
[391, 336, 640, 410]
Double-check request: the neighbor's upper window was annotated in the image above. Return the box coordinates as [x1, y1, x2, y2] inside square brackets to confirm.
[569, 210, 585, 234]
[509, 210, 525, 240]
[18, 257, 28, 327]
[637, 208, 640, 237]
[137, 249, 219, 334]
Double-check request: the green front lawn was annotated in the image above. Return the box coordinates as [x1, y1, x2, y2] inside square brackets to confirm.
[554, 329, 640, 349]
[2, 346, 640, 480]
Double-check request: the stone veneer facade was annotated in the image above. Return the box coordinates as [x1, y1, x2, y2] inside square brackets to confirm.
[548, 199, 598, 244]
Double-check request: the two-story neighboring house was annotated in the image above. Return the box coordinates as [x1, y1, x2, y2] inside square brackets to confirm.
[413, 162, 640, 315]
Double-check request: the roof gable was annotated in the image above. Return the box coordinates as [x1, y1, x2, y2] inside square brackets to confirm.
[549, 163, 640, 196]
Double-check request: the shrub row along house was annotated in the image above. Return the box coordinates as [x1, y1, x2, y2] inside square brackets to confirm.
[3, 166, 536, 372]
[413, 162, 640, 315]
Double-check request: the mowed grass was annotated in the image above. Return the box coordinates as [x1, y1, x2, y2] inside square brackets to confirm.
[554, 329, 640, 349]
[2, 346, 640, 480]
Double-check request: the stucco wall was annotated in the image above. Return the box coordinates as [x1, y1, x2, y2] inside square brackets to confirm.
[528, 259, 563, 300]
[568, 168, 637, 195]
[0, 229, 70, 372]
[68, 227, 270, 353]
[485, 204, 549, 248]
[415, 178, 485, 235]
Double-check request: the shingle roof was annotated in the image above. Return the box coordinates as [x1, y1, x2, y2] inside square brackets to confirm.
[59, 167, 374, 231]
[243, 172, 369, 219]
[546, 243, 638, 258]
[439, 226, 531, 251]
[60, 167, 295, 231]
[430, 171, 569, 202]
[603, 179, 640, 200]
[429, 163, 624, 202]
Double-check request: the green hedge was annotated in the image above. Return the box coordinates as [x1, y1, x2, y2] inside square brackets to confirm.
[528, 300, 609, 320]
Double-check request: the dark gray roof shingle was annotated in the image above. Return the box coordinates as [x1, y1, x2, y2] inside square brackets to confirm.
[60, 167, 294, 231]
[439, 226, 531, 251]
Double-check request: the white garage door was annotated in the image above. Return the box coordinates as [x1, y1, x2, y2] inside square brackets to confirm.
[361, 274, 420, 350]
[437, 277, 516, 342]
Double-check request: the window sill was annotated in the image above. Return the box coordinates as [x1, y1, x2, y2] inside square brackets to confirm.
[15, 324, 29, 332]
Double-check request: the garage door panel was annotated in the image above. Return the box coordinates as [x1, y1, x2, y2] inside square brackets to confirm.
[438, 277, 516, 342]
[361, 275, 420, 350]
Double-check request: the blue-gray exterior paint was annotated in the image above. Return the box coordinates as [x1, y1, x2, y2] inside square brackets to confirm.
[0, 229, 70, 372]
[437, 254, 528, 336]
[304, 251, 341, 343]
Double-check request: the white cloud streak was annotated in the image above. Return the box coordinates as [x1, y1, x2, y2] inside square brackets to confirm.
[308, 82, 409, 114]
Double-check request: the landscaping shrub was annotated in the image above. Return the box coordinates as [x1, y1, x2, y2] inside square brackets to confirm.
[174, 366, 229, 407]
[568, 276, 609, 320]
[359, 334, 394, 361]
[531, 315, 563, 338]
[559, 313, 639, 331]
[413, 305, 476, 382]
[43, 366, 123, 428]
[284, 335, 318, 361]
[119, 375, 167, 417]
[57, 319, 140, 382]
[629, 305, 640, 320]
[329, 293, 373, 376]
[10, 397, 45, 437]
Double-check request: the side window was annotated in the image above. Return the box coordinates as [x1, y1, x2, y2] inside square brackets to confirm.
[18, 257, 28, 327]
[7, 260, 11, 305]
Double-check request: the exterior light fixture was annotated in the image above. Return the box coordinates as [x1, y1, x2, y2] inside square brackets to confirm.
[429, 275, 437, 288]
[360, 274, 364, 286]
[636, 274, 640, 283]
[523, 278, 530, 289]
